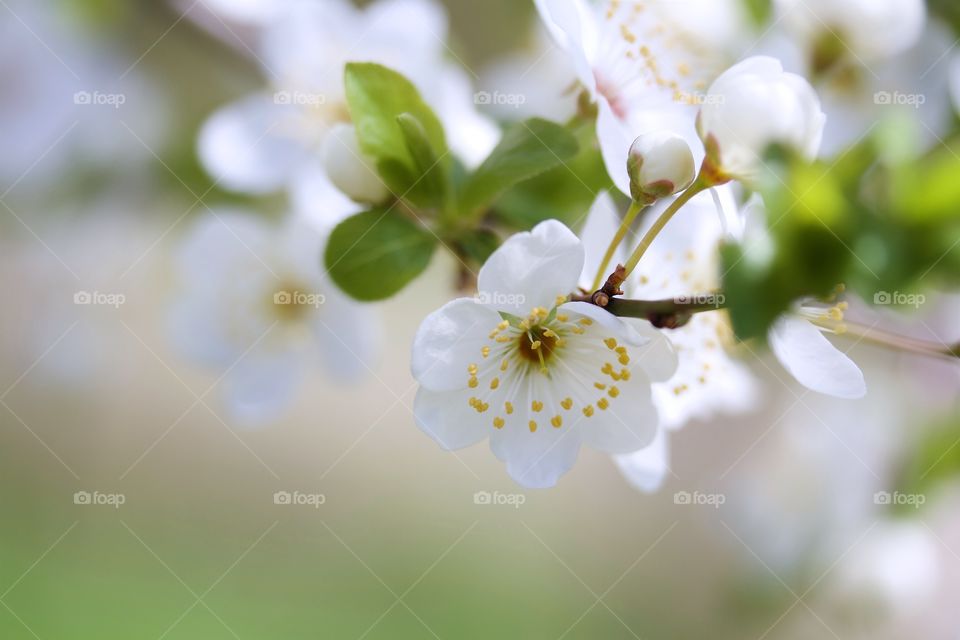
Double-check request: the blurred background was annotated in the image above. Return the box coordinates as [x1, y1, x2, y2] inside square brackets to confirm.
[1, 0, 959, 638]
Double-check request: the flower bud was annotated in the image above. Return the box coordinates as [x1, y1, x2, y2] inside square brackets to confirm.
[321, 123, 390, 204]
[697, 56, 825, 185]
[626, 132, 695, 204]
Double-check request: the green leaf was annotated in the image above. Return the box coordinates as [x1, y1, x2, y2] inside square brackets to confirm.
[324, 209, 437, 301]
[344, 63, 448, 205]
[395, 113, 450, 209]
[494, 120, 612, 228]
[894, 415, 960, 514]
[742, 0, 772, 25]
[460, 118, 579, 215]
[456, 228, 500, 265]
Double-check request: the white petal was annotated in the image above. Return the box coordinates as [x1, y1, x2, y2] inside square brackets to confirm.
[222, 346, 304, 426]
[596, 99, 634, 196]
[311, 296, 381, 382]
[533, 0, 597, 93]
[769, 316, 866, 399]
[434, 65, 501, 169]
[577, 367, 658, 454]
[478, 220, 584, 313]
[197, 94, 306, 194]
[614, 428, 670, 493]
[652, 313, 759, 431]
[627, 319, 679, 383]
[578, 191, 624, 290]
[561, 303, 677, 382]
[490, 419, 582, 488]
[411, 298, 500, 392]
[414, 386, 489, 451]
[289, 159, 363, 232]
[174, 210, 273, 286]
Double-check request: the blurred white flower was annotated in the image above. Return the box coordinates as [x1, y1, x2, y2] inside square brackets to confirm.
[724, 358, 905, 574]
[580, 186, 864, 491]
[411, 220, 676, 488]
[627, 131, 696, 204]
[825, 520, 939, 620]
[535, 0, 747, 194]
[479, 24, 579, 123]
[698, 56, 825, 183]
[758, 16, 954, 157]
[198, 0, 498, 198]
[578, 189, 759, 491]
[774, 0, 926, 64]
[169, 210, 378, 425]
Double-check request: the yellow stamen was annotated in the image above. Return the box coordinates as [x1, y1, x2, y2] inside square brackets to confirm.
[608, 386, 620, 398]
[490, 377, 500, 390]
[528, 420, 537, 432]
[551, 415, 563, 428]
[493, 417, 504, 429]
[560, 397, 573, 410]
[583, 405, 595, 417]
[531, 401, 543, 412]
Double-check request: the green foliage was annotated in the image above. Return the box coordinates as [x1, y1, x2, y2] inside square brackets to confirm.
[494, 120, 613, 229]
[741, 0, 773, 26]
[722, 134, 960, 341]
[895, 415, 960, 514]
[324, 209, 437, 301]
[459, 118, 579, 215]
[344, 63, 449, 206]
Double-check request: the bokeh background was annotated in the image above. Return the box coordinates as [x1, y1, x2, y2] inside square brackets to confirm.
[1, 1, 959, 638]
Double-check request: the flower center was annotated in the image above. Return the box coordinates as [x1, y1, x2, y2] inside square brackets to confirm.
[463, 299, 636, 433]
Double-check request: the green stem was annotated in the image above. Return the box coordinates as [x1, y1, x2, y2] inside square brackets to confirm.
[591, 200, 645, 291]
[621, 179, 709, 278]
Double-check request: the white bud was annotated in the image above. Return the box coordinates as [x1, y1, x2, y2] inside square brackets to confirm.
[697, 56, 825, 184]
[321, 123, 390, 204]
[627, 132, 695, 204]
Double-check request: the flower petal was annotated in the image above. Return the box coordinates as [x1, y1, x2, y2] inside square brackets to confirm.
[414, 386, 489, 451]
[577, 364, 658, 454]
[769, 316, 866, 399]
[596, 99, 633, 196]
[411, 298, 500, 392]
[223, 345, 304, 426]
[490, 419, 582, 489]
[614, 428, 670, 493]
[533, 0, 597, 93]
[478, 220, 584, 313]
[197, 94, 307, 194]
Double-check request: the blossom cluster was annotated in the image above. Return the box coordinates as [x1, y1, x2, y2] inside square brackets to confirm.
[174, 0, 960, 490]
